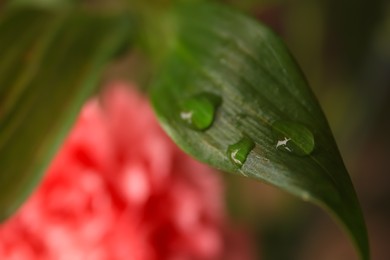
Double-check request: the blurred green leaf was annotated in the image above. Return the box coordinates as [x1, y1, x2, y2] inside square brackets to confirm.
[150, 2, 369, 259]
[0, 7, 130, 220]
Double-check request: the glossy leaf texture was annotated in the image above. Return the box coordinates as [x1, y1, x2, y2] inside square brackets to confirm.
[0, 7, 130, 220]
[150, 3, 369, 259]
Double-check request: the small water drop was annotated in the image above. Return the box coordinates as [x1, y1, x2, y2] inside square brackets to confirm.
[179, 92, 221, 131]
[227, 136, 255, 168]
[272, 120, 315, 156]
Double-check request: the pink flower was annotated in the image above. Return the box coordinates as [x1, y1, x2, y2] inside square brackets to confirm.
[0, 82, 255, 260]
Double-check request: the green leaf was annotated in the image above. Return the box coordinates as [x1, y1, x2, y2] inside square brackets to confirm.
[149, 2, 369, 259]
[0, 7, 131, 220]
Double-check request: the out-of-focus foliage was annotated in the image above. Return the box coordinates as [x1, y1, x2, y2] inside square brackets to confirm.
[0, 7, 131, 220]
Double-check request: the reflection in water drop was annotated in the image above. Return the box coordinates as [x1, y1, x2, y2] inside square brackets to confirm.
[272, 120, 315, 156]
[276, 137, 292, 152]
[180, 111, 193, 124]
[179, 92, 221, 131]
[227, 136, 255, 168]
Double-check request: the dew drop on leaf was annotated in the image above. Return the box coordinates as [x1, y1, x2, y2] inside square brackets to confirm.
[272, 120, 315, 156]
[227, 136, 255, 167]
[179, 92, 221, 130]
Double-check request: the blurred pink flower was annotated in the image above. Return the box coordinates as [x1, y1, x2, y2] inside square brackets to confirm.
[0, 82, 255, 260]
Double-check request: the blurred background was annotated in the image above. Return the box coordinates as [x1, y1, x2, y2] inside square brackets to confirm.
[3, 0, 390, 259]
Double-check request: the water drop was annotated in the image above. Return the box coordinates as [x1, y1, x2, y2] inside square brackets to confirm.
[272, 120, 315, 156]
[179, 92, 221, 131]
[227, 136, 255, 168]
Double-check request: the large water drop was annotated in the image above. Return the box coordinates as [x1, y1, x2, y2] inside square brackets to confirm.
[179, 92, 221, 131]
[272, 120, 315, 156]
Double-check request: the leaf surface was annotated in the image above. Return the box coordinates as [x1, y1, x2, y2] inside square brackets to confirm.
[150, 3, 369, 259]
